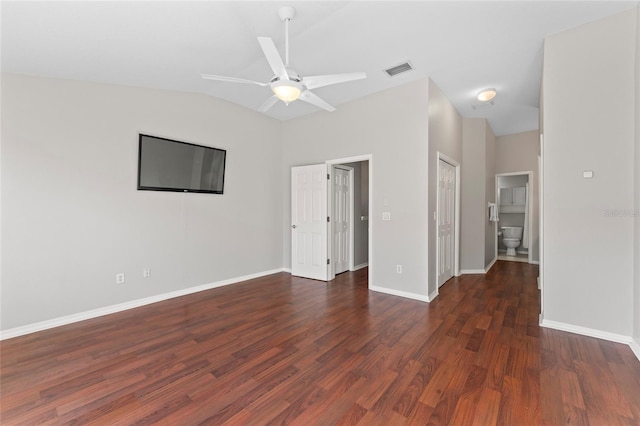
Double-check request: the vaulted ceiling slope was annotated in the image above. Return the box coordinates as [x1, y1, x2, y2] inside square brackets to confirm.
[2, 1, 637, 136]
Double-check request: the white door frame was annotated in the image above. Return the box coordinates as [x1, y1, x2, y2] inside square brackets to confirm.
[326, 155, 372, 285]
[495, 171, 534, 264]
[332, 164, 355, 275]
[435, 152, 461, 297]
[539, 134, 544, 322]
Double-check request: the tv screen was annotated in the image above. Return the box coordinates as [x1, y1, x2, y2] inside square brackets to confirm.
[137, 134, 226, 194]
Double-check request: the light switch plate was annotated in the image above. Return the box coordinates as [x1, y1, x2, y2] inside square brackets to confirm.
[583, 170, 594, 178]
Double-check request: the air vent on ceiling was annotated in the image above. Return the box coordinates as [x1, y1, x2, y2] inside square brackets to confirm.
[384, 62, 413, 77]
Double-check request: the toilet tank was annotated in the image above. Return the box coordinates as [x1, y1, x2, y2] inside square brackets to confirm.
[501, 226, 523, 239]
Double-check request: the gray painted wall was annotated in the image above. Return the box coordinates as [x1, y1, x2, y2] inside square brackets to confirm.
[634, 5, 640, 348]
[542, 9, 636, 336]
[282, 79, 431, 298]
[427, 81, 463, 294]
[460, 118, 496, 271]
[484, 123, 496, 268]
[495, 130, 540, 262]
[461, 118, 487, 271]
[498, 175, 529, 188]
[1, 74, 283, 330]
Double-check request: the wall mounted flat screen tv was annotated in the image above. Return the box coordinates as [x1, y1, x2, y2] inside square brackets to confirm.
[137, 134, 226, 194]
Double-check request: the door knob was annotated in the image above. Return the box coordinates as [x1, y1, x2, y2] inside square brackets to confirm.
[292, 225, 297, 229]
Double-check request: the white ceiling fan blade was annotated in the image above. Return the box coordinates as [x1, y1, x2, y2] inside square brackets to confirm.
[299, 90, 336, 112]
[201, 74, 268, 86]
[302, 72, 367, 90]
[257, 37, 289, 80]
[258, 95, 279, 112]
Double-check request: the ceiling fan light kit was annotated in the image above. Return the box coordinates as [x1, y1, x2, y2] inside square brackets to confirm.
[201, 6, 366, 113]
[272, 80, 302, 103]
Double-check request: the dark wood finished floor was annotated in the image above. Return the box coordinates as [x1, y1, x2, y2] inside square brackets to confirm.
[2, 261, 639, 425]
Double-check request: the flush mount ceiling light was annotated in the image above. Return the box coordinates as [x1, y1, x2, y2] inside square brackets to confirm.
[477, 88, 497, 102]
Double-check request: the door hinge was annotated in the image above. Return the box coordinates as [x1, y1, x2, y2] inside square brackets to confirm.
[327, 173, 330, 180]
[327, 259, 330, 265]
[327, 216, 330, 222]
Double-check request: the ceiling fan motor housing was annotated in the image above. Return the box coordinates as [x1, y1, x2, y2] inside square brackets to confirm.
[271, 69, 302, 84]
[278, 6, 296, 21]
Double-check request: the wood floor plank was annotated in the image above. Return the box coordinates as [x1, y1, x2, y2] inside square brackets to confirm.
[1, 262, 639, 424]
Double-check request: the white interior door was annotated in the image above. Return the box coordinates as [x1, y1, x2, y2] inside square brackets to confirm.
[438, 159, 456, 287]
[333, 166, 351, 275]
[291, 165, 328, 281]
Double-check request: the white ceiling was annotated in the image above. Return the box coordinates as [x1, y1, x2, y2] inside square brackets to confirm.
[2, 1, 637, 136]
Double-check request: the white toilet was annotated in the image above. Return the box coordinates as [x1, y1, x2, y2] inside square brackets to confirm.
[501, 226, 523, 256]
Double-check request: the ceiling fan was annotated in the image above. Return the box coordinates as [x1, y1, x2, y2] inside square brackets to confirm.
[201, 6, 366, 113]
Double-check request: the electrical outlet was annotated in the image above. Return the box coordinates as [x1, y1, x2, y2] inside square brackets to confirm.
[116, 273, 125, 284]
[143, 268, 150, 278]
[382, 212, 391, 221]
[396, 265, 403, 274]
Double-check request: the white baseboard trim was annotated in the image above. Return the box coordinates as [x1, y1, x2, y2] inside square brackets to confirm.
[537, 276, 541, 290]
[530, 260, 540, 265]
[460, 269, 486, 274]
[369, 285, 430, 303]
[540, 319, 632, 345]
[485, 258, 497, 273]
[352, 262, 369, 271]
[282, 267, 292, 273]
[0, 268, 286, 341]
[427, 289, 439, 302]
[459, 259, 496, 275]
[630, 338, 640, 362]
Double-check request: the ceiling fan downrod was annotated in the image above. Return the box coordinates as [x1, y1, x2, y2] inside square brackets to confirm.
[278, 6, 296, 67]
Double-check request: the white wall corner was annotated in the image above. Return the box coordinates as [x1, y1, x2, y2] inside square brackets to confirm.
[369, 285, 430, 303]
[630, 338, 640, 362]
[541, 318, 632, 345]
[485, 258, 497, 273]
[0, 268, 287, 341]
[352, 262, 369, 271]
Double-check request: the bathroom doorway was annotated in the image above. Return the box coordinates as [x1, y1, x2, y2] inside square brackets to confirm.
[495, 172, 533, 263]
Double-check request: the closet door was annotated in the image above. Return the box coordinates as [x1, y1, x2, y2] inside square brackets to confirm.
[438, 160, 456, 287]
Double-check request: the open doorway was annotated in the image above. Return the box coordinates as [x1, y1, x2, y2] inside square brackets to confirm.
[289, 155, 372, 284]
[327, 156, 371, 281]
[495, 171, 533, 264]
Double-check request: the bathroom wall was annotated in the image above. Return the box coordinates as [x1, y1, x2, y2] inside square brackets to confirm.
[495, 130, 540, 262]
